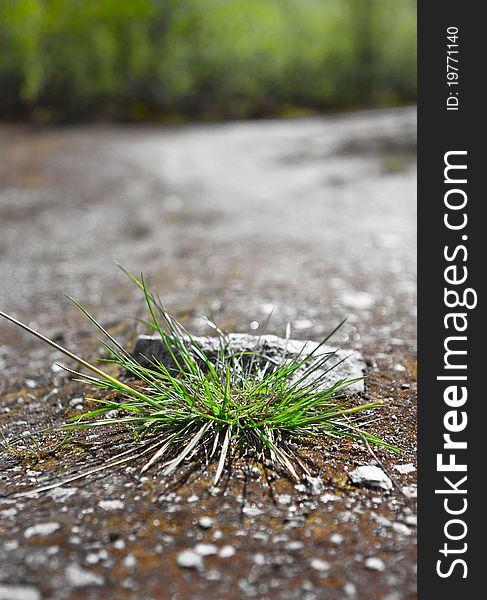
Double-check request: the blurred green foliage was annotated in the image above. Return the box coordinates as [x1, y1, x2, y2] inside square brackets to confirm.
[0, 0, 416, 120]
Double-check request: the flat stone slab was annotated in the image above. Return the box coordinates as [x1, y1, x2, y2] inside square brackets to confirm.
[132, 333, 365, 394]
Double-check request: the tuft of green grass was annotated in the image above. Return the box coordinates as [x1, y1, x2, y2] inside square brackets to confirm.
[0, 270, 397, 489]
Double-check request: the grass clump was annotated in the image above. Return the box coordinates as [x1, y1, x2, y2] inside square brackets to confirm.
[0, 270, 396, 488]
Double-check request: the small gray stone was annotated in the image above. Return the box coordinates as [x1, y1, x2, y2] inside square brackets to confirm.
[205, 569, 221, 581]
[242, 504, 264, 517]
[218, 545, 235, 558]
[392, 522, 412, 536]
[66, 564, 104, 586]
[310, 558, 331, 572]
[24, 522, 60, 539]
[69, 397, 83, 408]
[303, 475, 324, 494]
[343, 582, 357, 597]
[349, 466, 393, 490]
[401, 484, 417, 498]
[198, 516, 214, 529]
[341, 291, 375, 311]
[132, 333, 366, 394]
[47, 487, 77, 502]
[177, 549, 204, 571]
[85, 553, 100, 565]
[286, 541, 304, 550]
[122, 554, 137, 568]
[194, 543, 218, 556]
[394, 463, 415, 475]
[98, 499, 124, 511]
[277, 494, 292, 505]
[364, 557, 386, 571]
[0, 585, 40, 600]
[320, 493, 338, 504]
[330, 533, 344, 544]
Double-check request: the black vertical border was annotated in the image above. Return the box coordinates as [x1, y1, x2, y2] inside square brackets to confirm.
[418, 1, 484, 597]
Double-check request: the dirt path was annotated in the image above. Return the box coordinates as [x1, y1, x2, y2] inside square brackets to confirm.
[0, 107, 416, 600]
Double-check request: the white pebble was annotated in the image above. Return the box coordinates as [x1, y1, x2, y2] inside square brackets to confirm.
[218, 545, 235, 558]
[392, 523, 412, 536]
[194, 543, 218, 556]
[320, 493, 338, 504]
[310, 558, 330, 572]
[69, 397, 84, 408]
[286, 541, 304, 550]
[341, 291, 375, 310]
[47, 487, 77, 502]
[177, 549, 204, 571]
[343, 582, 357, 597]
[0, 586, 40, 600]
[349, 466, 393, 491]
[364, 557, 386, 571]
[394, 463, 416, 475]
[85, 553, 100, 565]
[123, 554, 137, 568]
[206, 569, 221, 581]
[277, 494, 292, 505]
[401, 485, 417, 498]
[98, 499, 124, 510]
[242, 505, 263, 517]
[198, 516, 214, 529]
[304, 475, 324, 494]
[24, 522, 60, 539]
[66, 564, 104, 586]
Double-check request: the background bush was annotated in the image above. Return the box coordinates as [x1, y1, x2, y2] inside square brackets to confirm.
[0, 0, 416, 121]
